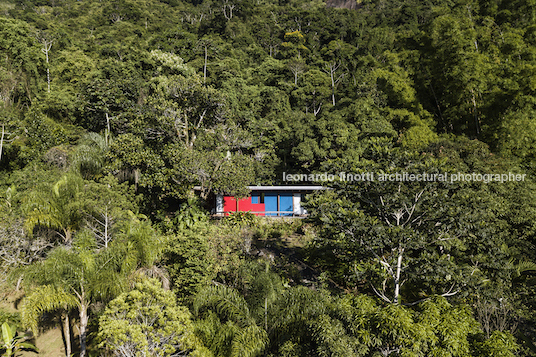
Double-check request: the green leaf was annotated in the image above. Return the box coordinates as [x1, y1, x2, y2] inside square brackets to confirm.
[1, 322, 13, 346]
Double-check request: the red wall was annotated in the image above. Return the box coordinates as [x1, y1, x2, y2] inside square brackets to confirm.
[223, 196, 265, 216]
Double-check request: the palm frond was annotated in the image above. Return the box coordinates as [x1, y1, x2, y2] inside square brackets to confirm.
[80, 132, 108, 152]
[21, 285, 78, 335]
[516, 260, 536, 276]
[194, 285, 253, 328]
[231, 324, 269, 357]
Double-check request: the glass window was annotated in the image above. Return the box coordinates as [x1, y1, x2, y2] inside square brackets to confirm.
[252, 192, 265, 204]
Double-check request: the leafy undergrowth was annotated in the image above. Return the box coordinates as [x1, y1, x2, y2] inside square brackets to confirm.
[247, 219, 334, 288]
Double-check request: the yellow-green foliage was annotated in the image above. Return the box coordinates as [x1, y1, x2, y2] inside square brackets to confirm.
[20, 285, 78, 336]
[98, 278, 210, 357]
[149, 50, 194, 75]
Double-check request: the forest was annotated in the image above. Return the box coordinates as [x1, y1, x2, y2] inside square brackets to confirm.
[0, 0, 536, 355]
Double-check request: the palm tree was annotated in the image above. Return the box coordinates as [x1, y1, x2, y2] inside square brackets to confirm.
[194, 269, 369, 357]
[267, 286, 366, 356]
[22, 246, 120, 357]
[193, 285, 269, 357]
[23, 173, 84, 245]
[21, 217, 162, 357]
[71, 132, 109, 180]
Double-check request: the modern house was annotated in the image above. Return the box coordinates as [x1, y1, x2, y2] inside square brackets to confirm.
[215, 186, 327, 217]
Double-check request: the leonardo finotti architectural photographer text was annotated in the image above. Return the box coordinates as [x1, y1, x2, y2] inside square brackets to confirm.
[282, 172, 526, 184]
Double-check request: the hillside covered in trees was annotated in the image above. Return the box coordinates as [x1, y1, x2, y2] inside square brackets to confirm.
[1, 0, 536, 355]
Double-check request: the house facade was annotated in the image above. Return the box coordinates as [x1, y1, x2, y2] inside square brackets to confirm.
[215, 186, 326, 217]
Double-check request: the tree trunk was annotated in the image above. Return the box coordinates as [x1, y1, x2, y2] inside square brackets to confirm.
[332, 90, 335, 106]
[393, 246, 404, 304]
[41, 39, 53, 93]
[0, 124, 4, 162]
[62, 312, 72, 357]
[204, 46, 208, 85]
[46, 67, 50, 93]
[264, 297, 268, 331]
[64, 229, 72, 245]
[330, 69, 336, 106]
[79, 302, 88, 357]
[105, 113, 110, 147]
[471, 89, 480, 136]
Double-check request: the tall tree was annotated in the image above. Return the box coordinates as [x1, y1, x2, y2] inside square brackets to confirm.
[421, 8, 493, 137]
[22, 217, 161, 357]
[37, 32, 54, 93]
[193, 285, 269, 357]
[306, 139, 526, 305]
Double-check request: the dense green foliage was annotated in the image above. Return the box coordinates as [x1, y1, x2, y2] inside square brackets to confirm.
[0, 0, 535, 355]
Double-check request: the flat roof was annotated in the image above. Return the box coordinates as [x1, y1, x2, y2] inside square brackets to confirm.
[247, 186, 328, 191]
[194, 185, 329, 192]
